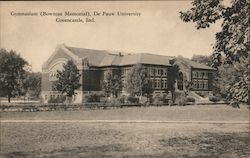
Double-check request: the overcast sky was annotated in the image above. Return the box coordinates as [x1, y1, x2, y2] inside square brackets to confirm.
[0, 1, 222, 72]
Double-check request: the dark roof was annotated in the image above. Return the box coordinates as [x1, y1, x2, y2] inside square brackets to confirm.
[66, 46, 108, 66]
[118, 53, 173, 66]
[65, 46, 173, 67]
[63, 45, 214, 70]
[177, 57, 216, 70]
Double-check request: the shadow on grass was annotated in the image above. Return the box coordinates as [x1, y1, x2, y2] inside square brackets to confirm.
[159, 132, 250, 158]
[5, 144, 130, 158]
[4, 132, 250, 158]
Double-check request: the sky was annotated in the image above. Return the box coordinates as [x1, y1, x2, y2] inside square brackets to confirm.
[0, 1, 222, 72]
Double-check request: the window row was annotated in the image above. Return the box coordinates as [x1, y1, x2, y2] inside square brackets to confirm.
[49, 71, 59, 81]
[149, 67, 168, 76]
[44, 94, 75, 101]
[45, 94, 64, 100]
[192, 80, 208, 90]
[49, 71, 58, 78]
[119, 78, 168, 89]
[111, 67, 168, 77]
[154, 78, 167, 89]
[192, 71, 208, 79]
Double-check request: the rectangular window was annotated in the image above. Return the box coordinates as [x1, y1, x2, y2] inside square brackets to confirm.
[193, 80, 197, 89]
[155, 78, 161, 89]
[162, 78, 167, 89]
[154, 79, 157, 88]
[150, 68, 154, 76]
[163, 69, 167, 76]
[198, 80, 203, 89]
[158, 69, 162, 76]
[201, 72, 205, 78]
[192, 71, 197, 78]
[155, 69, 161, 76]
[204, 72, 208, 79]
[161, 79, 164, 89]
[204, 80, 208, 89]
[151, 78, 155, 88]
[198, 72, 202, 78]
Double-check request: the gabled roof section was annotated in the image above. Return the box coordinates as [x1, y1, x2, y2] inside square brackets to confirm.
[118, 53, 173, 66]
[65, 46, 109, 66]
[177, 57, 216, 70]
[42, 44, 79, 70]
[63, 45, 173, 67]
[99, 54, 117, 67]
[139, 53, 173, 66]
[46, 44, 215, 70]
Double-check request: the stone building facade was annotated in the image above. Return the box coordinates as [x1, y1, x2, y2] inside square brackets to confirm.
[41, 44, 215, 103]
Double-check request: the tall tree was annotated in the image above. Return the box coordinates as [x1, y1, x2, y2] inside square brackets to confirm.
[213, 58, 249, 102]
[102, 70, 122, 98]
[167, 59, 180, 103]
[126, 64, 153, 99]
[142, 78, 154, 100]
[191, 55, 213, 66]
[180, 0, 250, 104]
[23, 72, 41, 98]
[53, 60, 81, 103]
[0, 49, 28, 102]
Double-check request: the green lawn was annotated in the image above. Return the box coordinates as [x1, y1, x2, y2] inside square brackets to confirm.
[1, 105, 249, 158]
[1, 123, 249, 158]
[1, 105, 249, 121]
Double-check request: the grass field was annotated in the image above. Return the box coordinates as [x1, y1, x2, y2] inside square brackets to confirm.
[1, 105, 249, 121]
[1, 105, 249, 158]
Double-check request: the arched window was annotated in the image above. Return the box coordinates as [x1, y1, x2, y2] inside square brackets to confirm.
[177, 72, 184, 90]
[48, 59, 67, 81]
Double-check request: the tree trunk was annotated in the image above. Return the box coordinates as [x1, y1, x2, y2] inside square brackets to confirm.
[248, 51, 250, 105]
[8, 94, 11, 103]
[171, 90, 175, 103]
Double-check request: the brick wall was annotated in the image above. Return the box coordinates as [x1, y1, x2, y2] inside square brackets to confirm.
[82, 69, 103, 91]
[41, 73, 53, 91]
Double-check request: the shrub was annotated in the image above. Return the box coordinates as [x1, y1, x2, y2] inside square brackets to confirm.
[107, 95, 127, 105]
[109, 97, 120, 106]
[48, 95, 66, 103]
[85, 93, 101, 103]
[151, 94, 170, 106]
[174, 91, 186, 102]
[186, 97, 195, 103]
[127, 95, 139, 104]
[162, 94, 170, 103]
[118, 95, 126, 104]
[229, 101, 240, 108]
[152, 95, 162, 106]
[147, 94, 153, 103]
[196, 92, 207, 97]
[168, 99, 174, 106]
[176, 97, 187, 106]
[209, 96, 221, 102]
